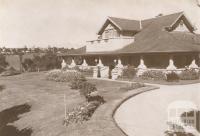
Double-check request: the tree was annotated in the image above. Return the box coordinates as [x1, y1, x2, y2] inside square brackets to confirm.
[22, 58, 34, 72]
[32, 56, 42, 72]
[0, 54, 8, 73]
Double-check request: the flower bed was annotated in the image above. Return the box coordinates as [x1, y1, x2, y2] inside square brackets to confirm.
[64, 80, 105, 126]
[46, 69, 85, 82]
[64, 101, 101, 126]
[179, 69, 199, 80]
[139, 70, 166, 80]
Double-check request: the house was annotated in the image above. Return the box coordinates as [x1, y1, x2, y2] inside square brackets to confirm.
[60, 12, 200, 78]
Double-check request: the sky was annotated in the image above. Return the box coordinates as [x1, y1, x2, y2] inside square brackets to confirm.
[0, 0, 200, 48]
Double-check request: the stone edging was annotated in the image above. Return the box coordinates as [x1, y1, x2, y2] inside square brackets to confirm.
[90, 85, 159, 136]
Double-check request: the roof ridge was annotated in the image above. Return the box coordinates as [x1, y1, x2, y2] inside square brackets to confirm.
[142, 11, 183, 21]
[108, 16, 139, 22]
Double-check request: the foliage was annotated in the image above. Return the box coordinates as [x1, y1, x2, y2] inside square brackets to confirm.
[87, 95, 105, 104]
[79, 82, 97, 99]
[121, 65, 137, 79]
[179, 69, 199, 80]
[78, 68, 93, 77]
[69, 76, 87, 89]
[0, 55, 8, 73]
[64, 101, 101, 126]
[140, 70, 166, 80]
[37, 53, 61, 70]
[166, 72, 179, 82]
[22, 53, 61, 72]
[22, 58, 35, 72]
[46, 69, 85, 82]
[119, 82, 145, 91]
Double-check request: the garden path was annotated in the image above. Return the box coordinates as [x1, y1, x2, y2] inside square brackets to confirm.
[114, 83, 200, 136]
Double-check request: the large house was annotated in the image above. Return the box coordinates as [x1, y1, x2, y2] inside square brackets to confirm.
[60, 12, 200, 78]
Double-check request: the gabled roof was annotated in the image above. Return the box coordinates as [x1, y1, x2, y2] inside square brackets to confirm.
[141, 12, 184, 29]
[63, 12, 200, 56]
[108, 17, 141, 31]
[98, 12, 188, 35]
[116, 12, 200, 53]
[98, 17, 140, 35]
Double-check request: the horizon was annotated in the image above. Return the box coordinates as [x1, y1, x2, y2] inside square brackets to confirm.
[0, 0, 200, 48]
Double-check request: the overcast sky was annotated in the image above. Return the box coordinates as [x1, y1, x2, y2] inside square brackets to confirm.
[0, 0, 200, 48]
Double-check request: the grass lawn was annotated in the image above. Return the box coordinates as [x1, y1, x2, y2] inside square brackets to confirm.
[0, 72, 154, 136]
[0, 72, 85, 136]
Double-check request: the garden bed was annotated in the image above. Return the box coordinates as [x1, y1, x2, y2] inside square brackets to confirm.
[65, 78, 156, 136]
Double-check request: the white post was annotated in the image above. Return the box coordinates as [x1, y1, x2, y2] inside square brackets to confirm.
[69, 59, 76, 68]
[166, 58, 177, 71]
[189, 59, 198, 69]
[61, 59, 67, 69]
[97, 58, 104, 67]
[80, 59, 88, 70]
[137, 58, 147, 69]
[137, 57, 147, 77]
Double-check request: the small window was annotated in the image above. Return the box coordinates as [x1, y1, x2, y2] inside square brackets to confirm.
[179, 20, 184, 27]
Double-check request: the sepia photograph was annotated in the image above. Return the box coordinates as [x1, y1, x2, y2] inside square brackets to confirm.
[0, 0, 200, 136]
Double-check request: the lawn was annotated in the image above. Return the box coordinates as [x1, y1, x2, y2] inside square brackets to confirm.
[0, 72, 85, 136]
[0, 72, 154, 136]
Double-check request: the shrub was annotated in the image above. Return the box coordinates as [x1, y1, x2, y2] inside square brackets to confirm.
[46, 69, 86, 82]
[79, 82, 97, 99]
[121, 65, 137, 79]
[0, 55, 8, 68]
[166, 72, 179, 82]
[64, 101, 101, 126]
[69, 77, 87, 89]
[140, 70, 166, 80]
[120, 82, 145, 91]
[78, 68, 93, 77]
[179, 69, 199, 80]
[87, 95, 105, 104]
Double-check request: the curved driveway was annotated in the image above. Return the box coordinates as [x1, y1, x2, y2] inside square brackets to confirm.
[114, 83, 200, 136]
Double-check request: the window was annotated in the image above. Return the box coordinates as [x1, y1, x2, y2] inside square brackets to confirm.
[103, 29, 119, 39]
[179, 20, 184, 27]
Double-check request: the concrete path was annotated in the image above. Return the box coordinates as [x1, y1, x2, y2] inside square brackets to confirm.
[114, 83, 200, 136]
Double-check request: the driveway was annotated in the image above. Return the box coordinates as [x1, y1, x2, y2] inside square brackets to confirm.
[114, 83, 200, 136]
